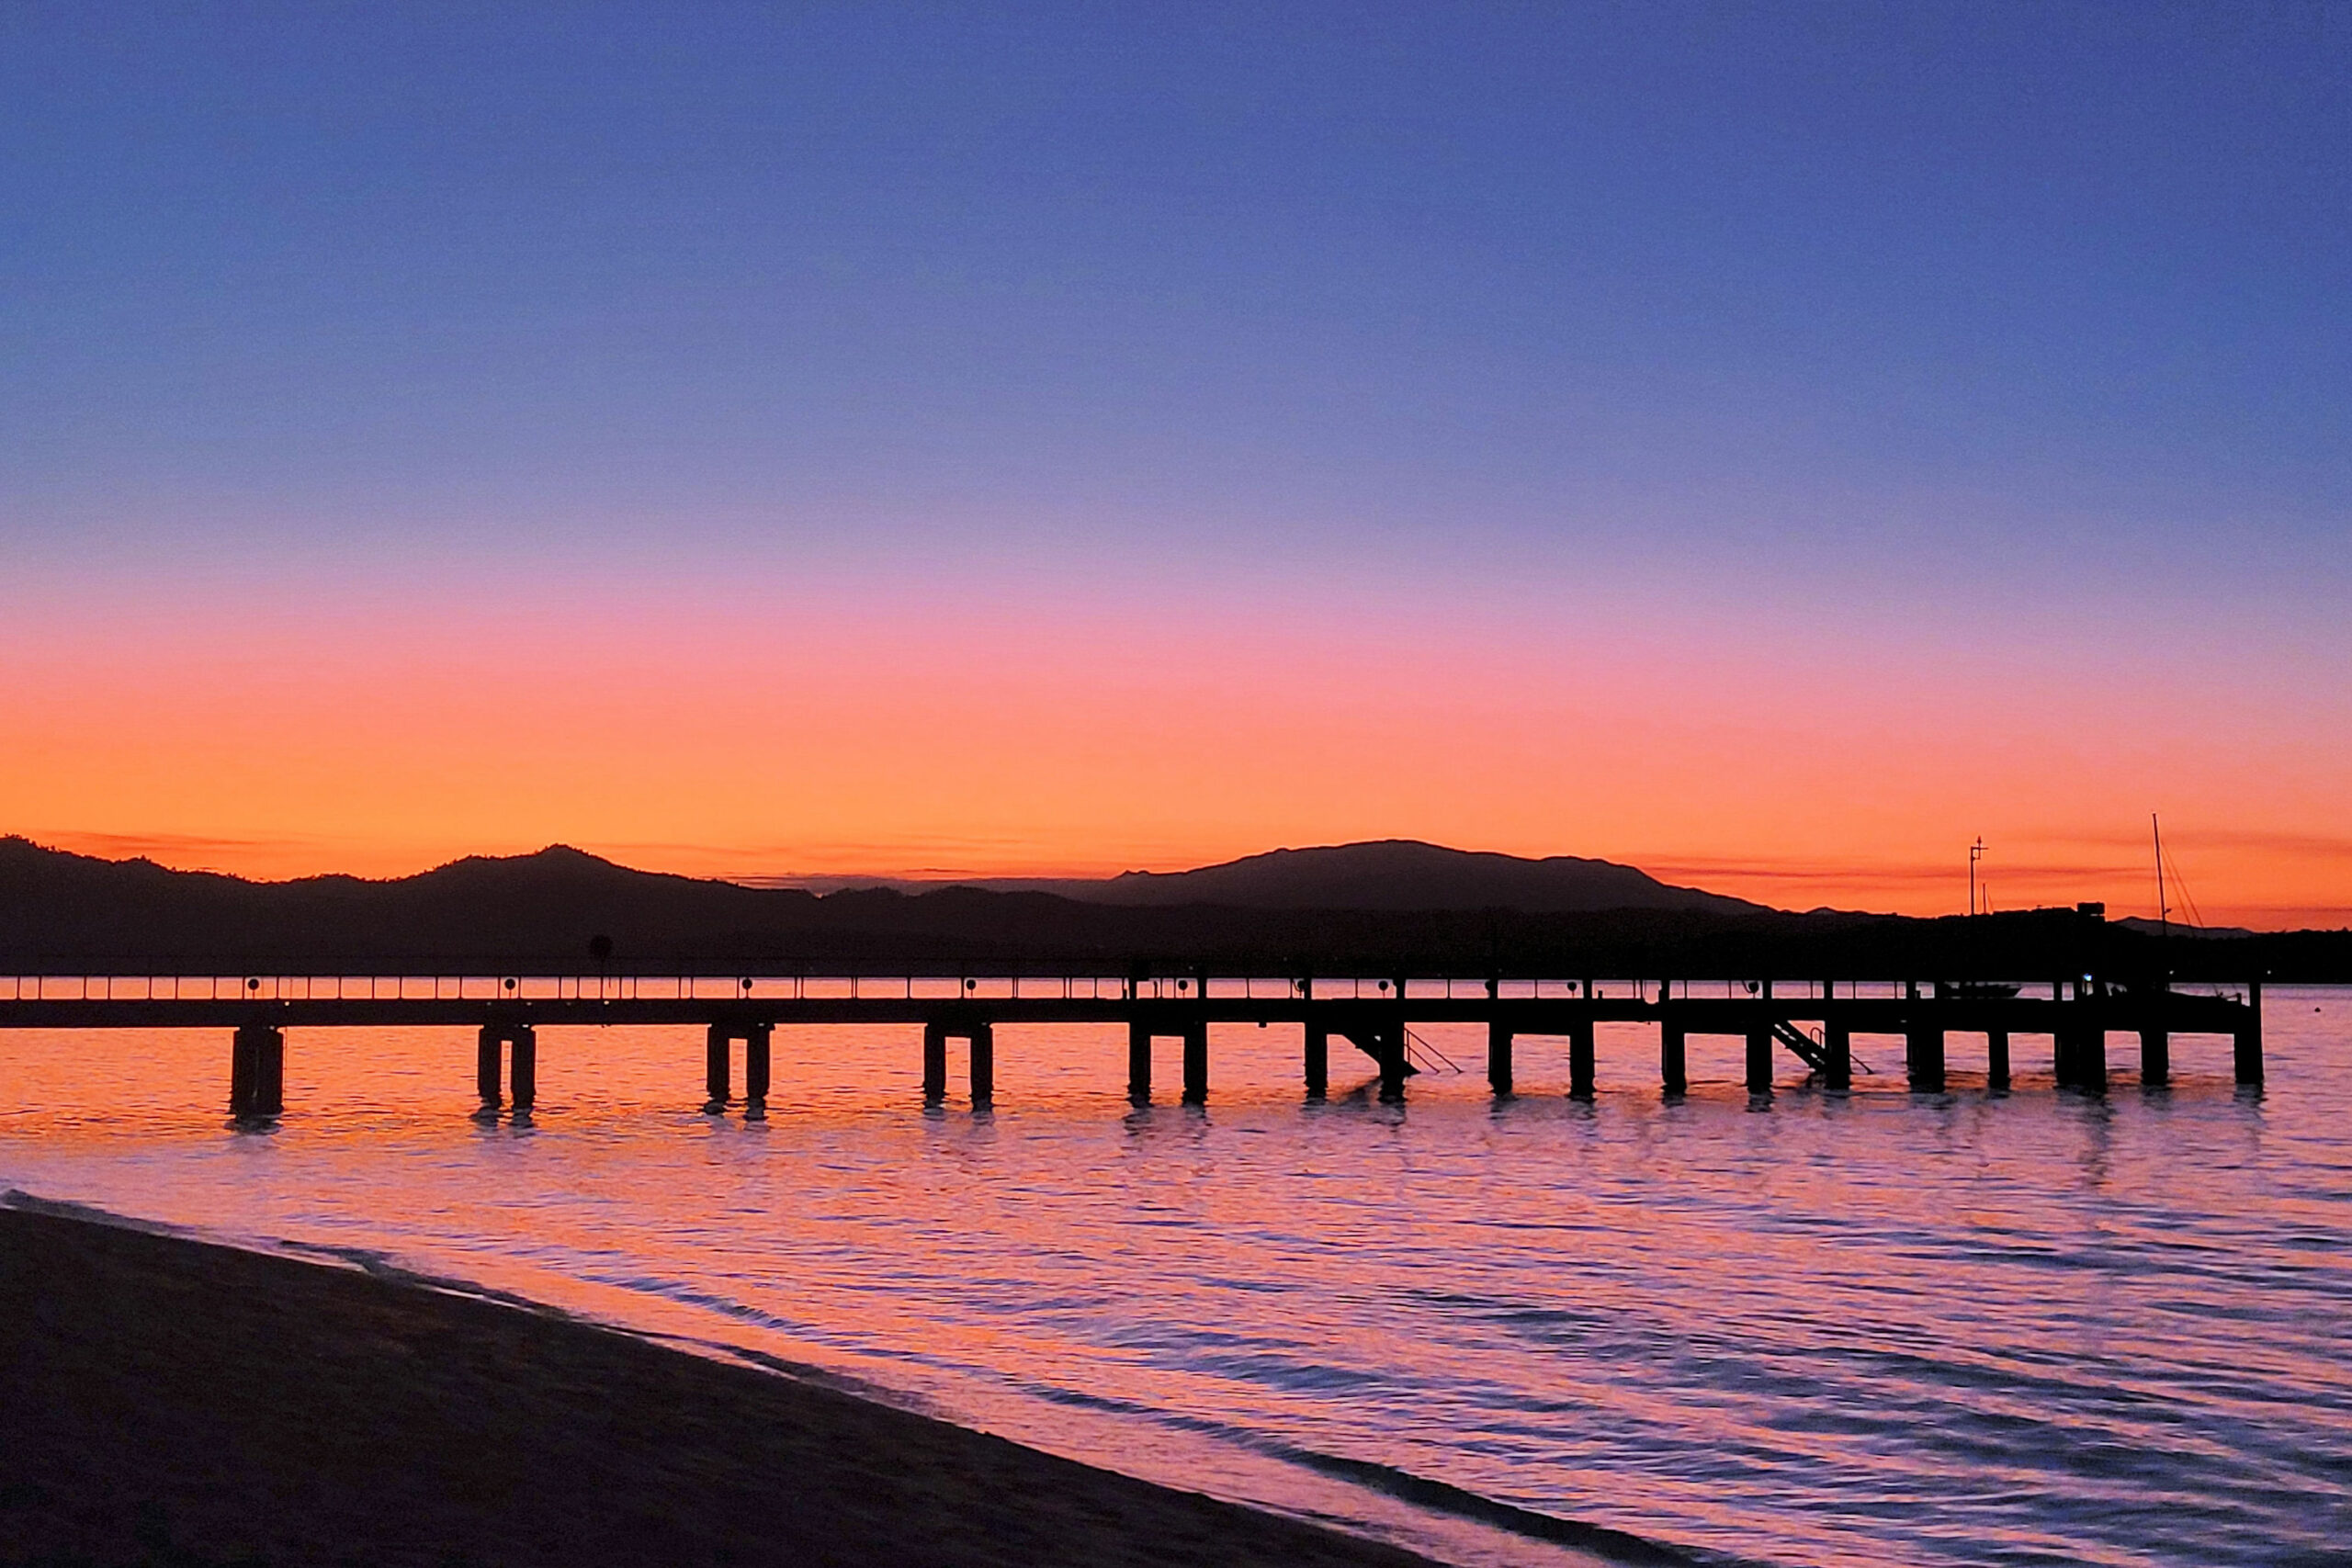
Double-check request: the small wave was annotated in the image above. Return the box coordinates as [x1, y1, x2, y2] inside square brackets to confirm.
[2, 1188, 586, 1318]
[4, 1187, 199, 1236]
[270, 1238, 583, 1317]
[933, 1365, 1721, 1568]
[1253, 1445, 1724, 1568]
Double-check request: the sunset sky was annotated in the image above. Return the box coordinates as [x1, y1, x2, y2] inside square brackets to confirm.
[5, 4, 2346, 925]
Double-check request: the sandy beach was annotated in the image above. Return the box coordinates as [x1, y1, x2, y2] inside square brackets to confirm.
[0, 1205, 1438, 1568]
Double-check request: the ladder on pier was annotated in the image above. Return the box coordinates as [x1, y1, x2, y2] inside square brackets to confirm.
[1770, 1021, 1876, 1077]
[1340, 1028, 1429, 1077]
[1402, 1027, 1461, 1076]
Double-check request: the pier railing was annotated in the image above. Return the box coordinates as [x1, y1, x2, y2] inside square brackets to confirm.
[2, 972, 2249, 1004]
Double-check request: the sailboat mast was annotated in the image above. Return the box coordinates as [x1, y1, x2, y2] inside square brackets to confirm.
[2153, 813, 2168, 938]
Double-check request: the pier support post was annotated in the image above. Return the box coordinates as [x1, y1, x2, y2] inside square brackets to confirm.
[744, 1023, 772, 1106]
[477, 1025, 503, 1107]
[2057, 1020, 2106, 1092]
[2139, 1028, 2168, 1088]
[969, 1022, 994, 1106]
[1182, 1022, 1207, 1104]
[1660, 1022, 1686, 1097]
[232, 1025, 284, 1117]
[1905, 1024, 1946, 1093]
[256, 1029, 280, 1114]
[232, 1032, 255, 1116]
[922, 1022, 948, 1102]
[231, 1027, 257, 1116]
[1128, 1021, 1152, 1102]
[256, 1028, 283, 1116]
[1821, 1021, 1851, 1091]
[2235, 980, 2264, 1087]
[1304, 1022, 1328, 1100]
[1745, 1026, 1773, 1095]
[1567, 1019, 1595, 1099]
[1377, 1023, 1408, 1102]
[1985, 1030, 2010, 1091]
[1487, 1021, 1513, 1097]
[2229, 982, 2267, 1090]
[1822, 1021, 1852, 1091]
[705, 1023, 730, 1110]
[509, 1026, 537, 1111]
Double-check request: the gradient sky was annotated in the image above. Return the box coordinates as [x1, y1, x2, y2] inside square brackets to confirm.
[4, 3, 2347, 924]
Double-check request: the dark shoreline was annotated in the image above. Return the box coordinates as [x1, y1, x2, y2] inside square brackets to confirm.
[0, 1205, 1442, 1568]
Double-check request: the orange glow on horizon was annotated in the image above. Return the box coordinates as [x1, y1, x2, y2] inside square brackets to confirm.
[6, 574, 2346, 929]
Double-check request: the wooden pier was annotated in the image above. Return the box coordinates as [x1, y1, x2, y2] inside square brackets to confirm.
[0, 974, 2263, 1118]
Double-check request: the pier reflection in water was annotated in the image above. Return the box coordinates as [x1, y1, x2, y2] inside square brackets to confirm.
[1, 992, 2346, 1568]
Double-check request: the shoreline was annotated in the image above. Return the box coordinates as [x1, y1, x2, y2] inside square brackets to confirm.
[0, 1203, 1445, 1568]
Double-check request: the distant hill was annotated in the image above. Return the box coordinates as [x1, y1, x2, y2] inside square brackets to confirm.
[965, 840, 1767, 915]
[2113, 917, 2257, 941]
[0, 839, 797, 964]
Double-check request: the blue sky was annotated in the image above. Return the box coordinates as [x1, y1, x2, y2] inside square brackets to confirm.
[6, 3, 2342, 568]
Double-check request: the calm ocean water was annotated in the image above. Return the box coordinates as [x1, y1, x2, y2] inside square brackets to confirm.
[3, 987, 2347, 1567]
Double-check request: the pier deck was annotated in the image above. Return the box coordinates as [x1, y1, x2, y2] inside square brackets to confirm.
[0, 975, 2263, 1116]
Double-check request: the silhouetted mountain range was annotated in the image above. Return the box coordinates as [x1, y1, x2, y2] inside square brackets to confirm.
[958, 840, 1766, 915]
[1, 836, 2337, 980]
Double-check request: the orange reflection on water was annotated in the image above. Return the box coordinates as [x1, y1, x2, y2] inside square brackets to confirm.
[4, 1000, 2349, 1567]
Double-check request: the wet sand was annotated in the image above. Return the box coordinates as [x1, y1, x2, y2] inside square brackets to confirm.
[0, 1206, 1435, 1568]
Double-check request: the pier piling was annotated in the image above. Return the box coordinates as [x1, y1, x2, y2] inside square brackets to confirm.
[2139, 1028, 2168, 1088]
[1986, 1029, 2010, 1091]
[923, 1022, 948, 1102]
[705, 1024, 730, 1109]
[1822, 1021, 1852, 1091]
[1377, 1023, 1408, 1101]
[476, 1025, 503, 1107]
[231, 1028, 256, 1115]
[1128, 1021, 1152, 1102]
[231, 1024, 284, 1118]
[969, 1022, 994, 1106]
[1567, 1019, 1595, 1099]
[509, 1025, 536, 1111]
[2056, 1017, 2107, 1092]
[1660, 1022, 1687, 1097]
[255, 1027, 283, 1115]
[1745, 1025, 1773, 1095]
[474, 1022, 535, 1111]
[1906, 1023, 1946, 1093]
[1182, 1022, 1207, 1104]
[1487, 1021, 1514, 1097]
[744, 1023, 771, 1106]
[2235, 979, 2264, 1086]
[1304, 1022, 1329, 1099]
